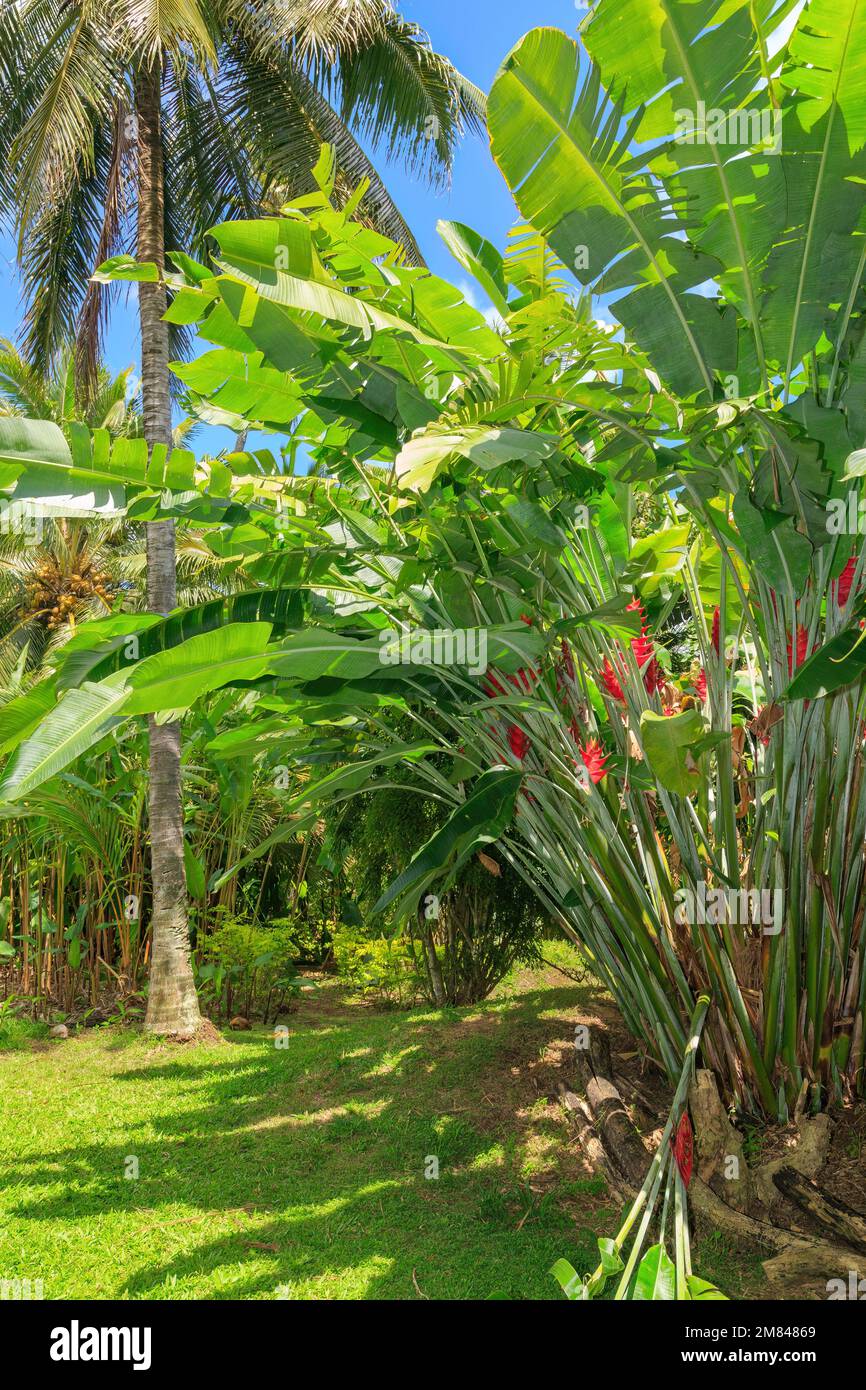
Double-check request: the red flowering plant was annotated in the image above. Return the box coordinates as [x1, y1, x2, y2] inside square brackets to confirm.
[15, 100, 866, 1152]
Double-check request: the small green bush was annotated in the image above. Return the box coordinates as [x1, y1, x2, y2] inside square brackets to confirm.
[331, 926, 426, 1008]
[197, 915, 301, 1022]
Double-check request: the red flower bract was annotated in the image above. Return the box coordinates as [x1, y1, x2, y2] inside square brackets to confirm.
[838, 556, 857, 608]
[787, 624, 809, 675]
[560, 638, 576, 682]
[509, 665, 539, 694]
[671, 1112, 693, 1187]
[578, 739, 608, 785]
[695, 668, 708, 702]
[482, 672, 507, 698]
[507, 724, 530, 760]
[711, 606, 720, 656]
[600, 657, 625, 702]
[627, 597, 662, 694]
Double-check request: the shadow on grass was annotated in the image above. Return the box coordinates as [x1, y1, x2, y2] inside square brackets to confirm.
[2, 982, 617, 1299]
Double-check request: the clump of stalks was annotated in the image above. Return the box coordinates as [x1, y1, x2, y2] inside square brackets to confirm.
[551, 996, 722, 1300]
[379, 476, 866, 1122]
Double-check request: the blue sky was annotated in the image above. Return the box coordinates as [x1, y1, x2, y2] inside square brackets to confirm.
[0, 0, 587, 459]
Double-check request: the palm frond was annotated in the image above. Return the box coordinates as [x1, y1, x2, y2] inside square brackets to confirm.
[221, 37, 424, 261]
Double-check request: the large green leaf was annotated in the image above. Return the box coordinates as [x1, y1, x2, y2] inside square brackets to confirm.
[549, 1258, 587, 1300]
[582, 0, 785, 391]
[210, 220, 495, 361]
[784, 625, 866, 700]
[765, 0, 866, 388]
[437, 219, 509, 315]
[0, 416, 70, 477]
[124, 623, 274, 715]
[0, 679, 57, 756]
[395, 424, 558, 491]
[632, 1242, 676, 1300]
[0, 418, 139, 514]
[732, 490, 812, 596]
[0, 676, 129, 804]
[488, 28, 731, 397]
[373, 766, 523, 919]
[267, 630, 393, 684]
[686, 1274, 728, 1300]
[56, 590, 304, 691]
[640, 708, 706, 796]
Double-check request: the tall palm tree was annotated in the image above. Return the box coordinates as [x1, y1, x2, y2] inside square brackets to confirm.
[0, 0, 484, 1035]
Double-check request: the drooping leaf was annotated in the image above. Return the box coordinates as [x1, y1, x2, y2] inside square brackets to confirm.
[123, 623, 274, 715]
[0, 676, 129, 804]
[549, 1257, 588, 1300]
[783, 625, 866, 700]
[685, 1274, 728, 1301]
[373, 766, 522, 919]
[632, 1242, 676, 1300]
[639, 708, 706, 796]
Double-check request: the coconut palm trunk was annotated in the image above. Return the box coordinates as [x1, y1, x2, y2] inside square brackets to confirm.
[135, 64, 200, 1037]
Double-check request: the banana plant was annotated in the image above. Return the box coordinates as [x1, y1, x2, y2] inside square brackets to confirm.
[4, 0, 866, 1122]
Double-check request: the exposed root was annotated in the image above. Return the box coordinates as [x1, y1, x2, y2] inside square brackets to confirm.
[152, 1017, 225, 1045]
[689, 1069, 753, 1213]
[688, 1174, 801, 1253]
[750, 1115, 833, 1213]
[761, 1240, 865, 1294]
[772, 1166, 866, 1256]
[561, 1029, 866, 1286]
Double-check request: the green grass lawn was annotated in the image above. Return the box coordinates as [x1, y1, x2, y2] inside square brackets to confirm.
[0, 962, 765, 1300]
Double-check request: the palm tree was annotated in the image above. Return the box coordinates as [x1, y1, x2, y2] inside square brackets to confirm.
[0, 1, 483, 1035]
[0, 338, 141, 436]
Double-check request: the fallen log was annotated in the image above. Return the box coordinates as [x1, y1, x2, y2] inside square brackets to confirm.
[771, 1166, 866, 1256]
[557, 1083, 635, 1203]
[762, 1239, 866, 1293]
[573, 1027, 650, 1188]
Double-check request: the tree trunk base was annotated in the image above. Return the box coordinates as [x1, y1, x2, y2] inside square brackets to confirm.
[559, 1034, 866, 1296]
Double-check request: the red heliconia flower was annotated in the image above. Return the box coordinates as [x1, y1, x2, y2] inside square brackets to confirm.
[631, 633, 662, 694]
[671, 1112, 693, 1188]
[695, 668, 708, 702]
[519, 613, 534, 626]
[600, 657, 625, 703]
[482, 672, 507, 698]
[711, 606, 720, 656]
[560, 638, 576, 682]
[628, 597, 662, 694]
[837, 556, 858, 608]
[625, 597, 646, 632]
[787, 624, 809, 674]
[507, 724, 531, 760]
[578, 739, 608, 785]
[509, 665, 540, 694]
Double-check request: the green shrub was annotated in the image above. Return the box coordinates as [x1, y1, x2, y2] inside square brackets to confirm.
[331, 926, 426, 1009]
[197, 914, 301, 1023]
[332, 771, 548, 1006]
